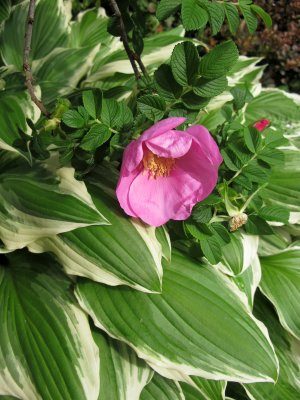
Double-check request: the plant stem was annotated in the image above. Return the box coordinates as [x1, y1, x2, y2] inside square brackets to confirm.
[108, 0, 147, 80]
[23, 0, 49, 117]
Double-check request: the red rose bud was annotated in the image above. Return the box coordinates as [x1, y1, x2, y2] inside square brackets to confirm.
[253, 119, 271, 132]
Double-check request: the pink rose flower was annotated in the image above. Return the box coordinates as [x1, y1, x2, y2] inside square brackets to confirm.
[116, 117, 223, 227]
[253, 119, 270, 132]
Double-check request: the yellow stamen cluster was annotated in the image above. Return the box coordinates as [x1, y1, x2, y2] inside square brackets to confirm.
[143, 150, 176, 178]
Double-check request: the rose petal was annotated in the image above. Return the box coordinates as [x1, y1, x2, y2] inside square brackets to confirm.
[116, 164, 141, 218]
[121, 140, 144, 173]
[128, 170, 200, 226]
[176, 142, 219, 202]
[186, 125, 223, 166]
[141, 117, 186, 141]
[146, 130, 193, 158]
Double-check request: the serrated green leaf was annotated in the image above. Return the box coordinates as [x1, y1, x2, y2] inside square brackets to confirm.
[239, 2, 258, 33]
[198, 194, 222, 206]
[200, 235, 222, 264]
[257, 148, 284, 166]
[62, 110, 86, 128]
[171, 42, 199, 86]
[137, 95, 166, 121]
[244, 127, 262, 153]
[80, 124, 111, 151]
[199, 40, 239, 79]
[132, 27, 144, 55]
[199, 0, 225, 35]
[250, 4, 272, 28]
[101, 98, 120, 129]
[154, 64, 182, 101]
[93, 329, 152, 400]
[192, 205, 212, 224]
[82, 90, 97, 119]
[181, 0, 208, 31]
[231, 86, 253, 110]
[224, 2, 240, 33]
[244, 215, 273, 235]
[0, 252, 99, 400]
[243, 160, 271, 183]
[76, 249, 278, 383]
[221, 149, 239, 171]
[193, 76, 228, 98]
[156, 0, 182, 21]
[211, 223, 231, 245]
[259, 206, 289, 224]
[181, 91, 209, 110]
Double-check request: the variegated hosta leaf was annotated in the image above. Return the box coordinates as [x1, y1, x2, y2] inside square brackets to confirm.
[260, 247, 300, 339]
[232, 255, 261, 310]
[33, 46, 99, 105]
[0, 251, 99, 400]
[0, 164, 108, 250]
[216, 233, 259, 276]
[29, 182, 164, 293]
[0, 73, 40, 159]
[244, 297, 300, 399]
[181, 376, 226, 400]
[140, 373, 184, 400]
[258, 228, 292, 257]
[261, 148, 300, 224]
[155, 225, 171, 262]
[0, 0, 69, 70]
[93, 330, 153, 400]
[76, 250, 278, 384]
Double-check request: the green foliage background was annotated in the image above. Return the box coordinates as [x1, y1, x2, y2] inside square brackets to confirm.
[0, 1, 300, 399]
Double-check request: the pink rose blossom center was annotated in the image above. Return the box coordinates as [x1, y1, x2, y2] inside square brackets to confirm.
[142, 150, 176, 179]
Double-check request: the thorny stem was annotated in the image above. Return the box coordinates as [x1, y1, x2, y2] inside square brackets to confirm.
[23, 0, 49, 117]
[108, 0, 147, 80]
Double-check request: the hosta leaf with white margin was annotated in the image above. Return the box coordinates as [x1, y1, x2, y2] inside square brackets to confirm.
[76, 249, 278, 383]
[0, 73, 40, 159]
[0, 0, 69, 70]
[29, 177, 164, 292]
[0, 251, 99, 400]
[33, 46, 99, 105]
[259, 246, 300, 340]
[140, 373, 184, 400]
[68, 8, 111, 48]
[181, 375, 226, 400]
[92, 329, 153, 400]
[260, 148, 300, 224]
[215, 233, 259, 276]
[243, 296, 300, 399]
[232, 254, 261, 310]
[0, 161, 108, 250]
[258, 228, 292, 257]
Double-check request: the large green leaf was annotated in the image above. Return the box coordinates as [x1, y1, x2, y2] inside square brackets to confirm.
[141, 373, 184, 400]
[33, 46, 99, 105]
[216, 233, 259, 276]
[0, 73, 40, 159]
[260, 247, 300, 339]
[0, 251, 99, 400]
[93, 329, 152, 400]
[244, 296, 300, 399]
[0, 0, 69, 69]
[0, 164, 108, 250]
[76, 250, 278, 383]
[260, 148, 300, 223]
[181, 376, 226, 400]
[29, 181, 164, 293]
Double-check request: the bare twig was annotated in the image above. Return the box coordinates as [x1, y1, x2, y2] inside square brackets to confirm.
[23, 0, 49, 117]
[108, 0, 147, 80]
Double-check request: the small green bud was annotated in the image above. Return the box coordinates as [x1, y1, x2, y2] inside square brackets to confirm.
[44, 117, 60, 131]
